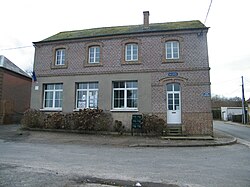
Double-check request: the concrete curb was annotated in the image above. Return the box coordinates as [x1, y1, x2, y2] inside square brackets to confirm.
[20, 126, 237, 148]
[129, 138, 237, 147]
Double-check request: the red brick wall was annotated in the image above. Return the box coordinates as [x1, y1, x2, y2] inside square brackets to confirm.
[1, 69, 31, 123]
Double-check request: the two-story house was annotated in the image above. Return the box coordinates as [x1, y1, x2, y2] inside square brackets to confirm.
[31, 11, 213, 135]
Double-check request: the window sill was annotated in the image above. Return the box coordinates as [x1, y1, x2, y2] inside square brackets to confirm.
[51, 65, 68, 69]
[84, 63, 103, 67]
[73, 108, 97, 112]
[162, 59, 183, 64]
[110, 108, 139, 112]
[121, 61, 142, 65]
[40, 108, 62, 112]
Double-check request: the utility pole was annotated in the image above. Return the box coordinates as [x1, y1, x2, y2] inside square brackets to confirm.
[241, 76, 246, 124]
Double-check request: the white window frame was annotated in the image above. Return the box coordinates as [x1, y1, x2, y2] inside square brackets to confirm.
[112, 81, 138, 110]
[125, 43, 138, 61]
[165, 41, 179, 59]
[55, 49, 65, 65]
[43, 83, 63, 110]
[76, 82, 98, 109]
[89, 46, 100, 64]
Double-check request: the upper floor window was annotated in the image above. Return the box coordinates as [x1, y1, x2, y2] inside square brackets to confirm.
[166, 41, 179, 59]
[55, 49, 65, 65]
[122, 39, 141, 64]
[89, 46, 100, 64]
[125, 43, 138, 61]
[43, 83, 63, 109]
[76, 82, 98, 109]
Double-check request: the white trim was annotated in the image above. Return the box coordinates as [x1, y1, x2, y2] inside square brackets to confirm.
[110, 109, 138, 112]
[89, 46, 100, 64]
[76, 82, 98, 109]
[43, 83, 63, 109]
[125, 43, 138, 61]
[55, 49, 65, 65]
[40, 108, 62, 112]
[166, 41, 179, 59]
[112, 81, 138, 110]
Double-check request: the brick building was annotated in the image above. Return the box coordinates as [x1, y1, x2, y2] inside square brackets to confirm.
[31, 11, 213, 135]
[0, 55, 32, 124]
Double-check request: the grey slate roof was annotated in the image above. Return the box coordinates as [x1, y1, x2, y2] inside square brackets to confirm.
[35, 20, 207, 43]
[0, 55, 31, 78]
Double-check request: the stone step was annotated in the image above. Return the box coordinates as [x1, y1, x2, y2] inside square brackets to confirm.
[167, 126, 182, 136]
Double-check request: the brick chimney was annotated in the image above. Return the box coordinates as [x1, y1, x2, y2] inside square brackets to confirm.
[143, 11, 150, 28]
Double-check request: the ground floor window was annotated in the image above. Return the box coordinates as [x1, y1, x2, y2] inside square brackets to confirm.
[113, 81, 138, 109]
[43, 83, 63, 109]
[76, 82, 98, 109]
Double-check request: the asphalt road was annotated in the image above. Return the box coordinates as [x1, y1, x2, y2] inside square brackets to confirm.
[213, 120, 250, 147]
[0, 123, 250, 187]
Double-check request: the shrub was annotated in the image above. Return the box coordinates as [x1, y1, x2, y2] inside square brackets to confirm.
[68, 109, 107, 131]
[21, 109, 46, 129]
[21, 108, 113, 131]
[113, 120, 125, 134]
[44, 112, 66, 129]
[142, 114, 166, 135]
[93, 111, 113, 131]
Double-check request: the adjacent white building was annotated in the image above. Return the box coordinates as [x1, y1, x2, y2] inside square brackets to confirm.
[221, 107, 243, 121]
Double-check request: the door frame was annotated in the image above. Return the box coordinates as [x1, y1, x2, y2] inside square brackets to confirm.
[166, 83, 182, 125]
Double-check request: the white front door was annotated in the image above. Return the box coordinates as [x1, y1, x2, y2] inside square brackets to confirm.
[167, 83, 181, 124]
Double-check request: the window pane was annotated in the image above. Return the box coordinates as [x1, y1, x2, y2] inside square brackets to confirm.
[174, 83, 180, 91]
[127, 89, 137, 108]
[45, 92, 53, 107]
[46, 84, 54, 90]
[89, 91, 98, 108]
[89, 82, 98, 89]
[167, 84, 173, 91]
[114, 89, 124, 108]
[90, 47, 94, 53]
[55, 91, 62, 101]
[113, 82, 125, 88]
[55, 91, 62, 107]
[126, 54, 131, 61]
[78, 83, 87, 89]
[126, 81, 137, 88]
[95, 47, 100, 53]
[126, 45, 132, 52]
[55, 99, 62, 108]
[168, 93, 173, 110]
[168, 104, 173, 110]
[95, 47, 100, 62]
[132, 44, 138, 60]
[55, 84, 63, 89]
[114, 98, 124, 108]
[45, 99, 53, 108]
[173, 42, 178, 48]
[77, 91, 87, 108]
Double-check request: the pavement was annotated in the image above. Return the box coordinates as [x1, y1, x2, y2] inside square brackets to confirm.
[0, 124, 237, 148]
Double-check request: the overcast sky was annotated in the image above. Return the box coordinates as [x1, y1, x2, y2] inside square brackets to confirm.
[0, 0, 249, 99]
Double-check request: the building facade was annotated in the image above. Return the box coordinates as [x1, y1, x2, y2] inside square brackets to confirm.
[0, 55, 32, 124]
[31, 12, 213, 135]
